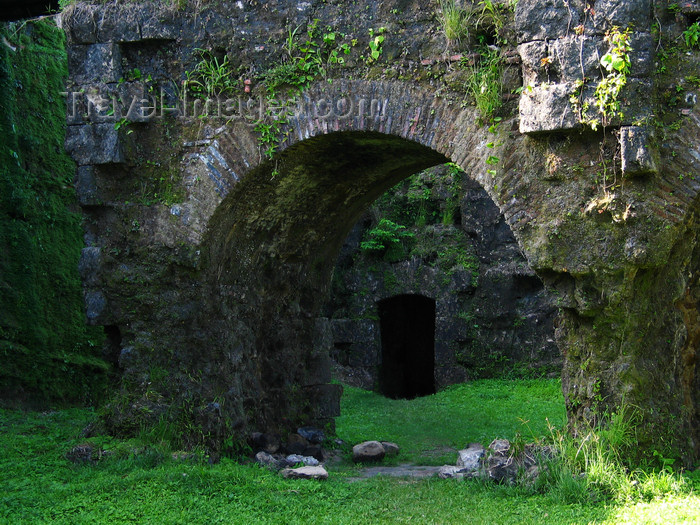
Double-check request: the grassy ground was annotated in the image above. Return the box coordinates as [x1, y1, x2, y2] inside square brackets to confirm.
[1, 380, 698, 524]
[337, 379, 566, 464]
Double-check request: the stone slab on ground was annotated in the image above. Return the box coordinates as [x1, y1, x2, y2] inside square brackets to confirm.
[347, 464, 445, 482]
[280, 465, 329, 480]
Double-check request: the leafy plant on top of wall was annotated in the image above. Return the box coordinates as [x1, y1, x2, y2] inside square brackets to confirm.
[438, 0, 516, 49]
[463, 46, 504, 122]
[255, 19, 356, 161]
[438, 0, 471, 48]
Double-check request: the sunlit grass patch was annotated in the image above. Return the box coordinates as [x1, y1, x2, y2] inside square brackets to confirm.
[336, 379, 566, 464]
[1, 380, 697, 524]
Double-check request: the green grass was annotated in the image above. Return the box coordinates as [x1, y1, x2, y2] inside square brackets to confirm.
[336, 379, 566, 464]
[438, 0, 471, 46]
[1, 380, 698, 524]
[464, 45, 504, 120]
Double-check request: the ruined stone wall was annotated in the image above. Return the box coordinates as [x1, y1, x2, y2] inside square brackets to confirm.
[61, 0, 700, 462]
[326, 168, 560, 390]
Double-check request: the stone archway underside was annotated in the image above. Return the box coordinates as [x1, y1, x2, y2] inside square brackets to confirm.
[63, 0, 700, 461]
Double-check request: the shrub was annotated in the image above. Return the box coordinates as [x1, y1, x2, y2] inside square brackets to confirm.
[360, 219, 414, 262]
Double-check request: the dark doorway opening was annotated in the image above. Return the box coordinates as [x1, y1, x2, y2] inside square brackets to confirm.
[0, 0, 59, 21]
[378, 294, 436, 399]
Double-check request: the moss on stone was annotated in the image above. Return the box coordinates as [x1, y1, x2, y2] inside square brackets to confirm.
[0, 19, 107, 405]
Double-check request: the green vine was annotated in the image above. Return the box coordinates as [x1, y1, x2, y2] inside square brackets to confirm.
[571, 27, 631, 131]
[366, 27, 386, 63]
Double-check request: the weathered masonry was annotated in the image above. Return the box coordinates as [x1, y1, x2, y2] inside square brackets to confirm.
[61, 0, 700, 462]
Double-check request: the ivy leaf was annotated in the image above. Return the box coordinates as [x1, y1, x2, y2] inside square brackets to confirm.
[600, 53, 614, 71]
[611, 56, 626, 72]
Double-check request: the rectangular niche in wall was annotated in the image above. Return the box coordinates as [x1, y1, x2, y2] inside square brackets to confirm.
[378, 294, 436, 399]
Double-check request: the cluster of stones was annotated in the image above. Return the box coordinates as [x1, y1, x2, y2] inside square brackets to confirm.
[252, 426, 333, 480]
[252, 429, 401, 481]
[65, 442, 111, 464]
[516, 0, 658, 175]
[439, 439, 552, 484]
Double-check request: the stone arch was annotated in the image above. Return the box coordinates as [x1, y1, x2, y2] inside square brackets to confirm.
[186, 79, 509, 438]
[62, 1, 700, 461]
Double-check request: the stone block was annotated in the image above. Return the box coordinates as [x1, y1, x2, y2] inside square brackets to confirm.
[303, 352, 332, 385]
[436, 317, 470, 341]
[140, 9, 181, 40]
[438, 465, 467, 479]
[304, 383, 342, 419]
[574, 78, 652, 128]
[68, 43, 122, 85]
[116, 82, 159, 122]
[66, 82, 160, 125]
[619, 126, 658, 176]
[593, 0, 652, 34]
[79, 247, 102, 286]
[297, 426, 325, 444]
[518, 41, 548, 86]
[84, 289, 107, 325]
[312, 317, 333, 356]
[381, 442, 400, 457]
[457, 443, 486, 471]
[681, 1, 700, 16]
[434, 339, 453, 364]
[280, 465, 328, 480]
[515, 0, 585, 43]
[96, 7, 142, 43]
[75, 166, 101, 206]
[352, 440, 385, 463]
[549, 35, 604, 83]
[61, 5, 98, 44]
[434, 365, 468, 388]
[254, 451, 285, 471]
[330, 318, 376, 343]
[617, 78, 654, 125]
[347, 342, 378, 368]
[519, 83, 580, 134]
[65, 123, 124, 165]
[628, 32, 654, 78]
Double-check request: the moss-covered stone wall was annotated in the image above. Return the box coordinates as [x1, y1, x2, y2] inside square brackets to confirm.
[326, 164, 560, 389]
[0, 19, 106, 405]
